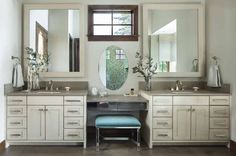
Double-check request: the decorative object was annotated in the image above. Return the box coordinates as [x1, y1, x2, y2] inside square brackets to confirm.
[65, 87, 71, 92]
[25, 47, 49, 90]
[133, 52, 158, 91]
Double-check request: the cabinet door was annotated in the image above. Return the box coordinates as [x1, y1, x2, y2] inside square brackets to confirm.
[173, 106, 191, 140]
[46, 106, 63, 140]
[191, 106, 209, 140]
[28, 106, 45, 140]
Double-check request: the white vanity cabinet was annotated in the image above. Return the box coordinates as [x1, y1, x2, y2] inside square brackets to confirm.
[173, 96, 209, 141]
[140, 92, 231, 148]
[6, 95, 87, 147]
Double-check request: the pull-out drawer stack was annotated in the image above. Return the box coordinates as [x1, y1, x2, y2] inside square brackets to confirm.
[209, 96, 230, 141]
[64, 96, 84, 141]
[7, 96, 27, 140]
[152, 96, 173, 141]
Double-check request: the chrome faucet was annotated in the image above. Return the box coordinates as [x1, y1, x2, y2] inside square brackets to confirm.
[48, 80, 54, 91]
[175, 80, 184, 91]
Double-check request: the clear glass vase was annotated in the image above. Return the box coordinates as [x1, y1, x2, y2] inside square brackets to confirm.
[27, 68, 40, 91]
[144, 77, 151, 91]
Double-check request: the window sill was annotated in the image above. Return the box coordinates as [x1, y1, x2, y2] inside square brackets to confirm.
[87, 35, 139, 41]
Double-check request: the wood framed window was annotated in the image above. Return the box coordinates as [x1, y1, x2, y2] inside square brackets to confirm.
[88, 5, 138, 41]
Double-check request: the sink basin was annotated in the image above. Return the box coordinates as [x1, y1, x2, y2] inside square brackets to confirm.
[171, 91, 194, 94]
[36, 91, 61, 94]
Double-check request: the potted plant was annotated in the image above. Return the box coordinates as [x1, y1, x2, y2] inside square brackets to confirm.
[133, 52, 157, 91]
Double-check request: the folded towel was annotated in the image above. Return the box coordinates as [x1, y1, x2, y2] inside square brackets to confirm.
[207, 64, 222, 87]
[12, 63, 24, 88]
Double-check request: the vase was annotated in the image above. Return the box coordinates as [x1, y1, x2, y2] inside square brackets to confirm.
[144, 77, 151, 91]
[27, 68, 40, 91]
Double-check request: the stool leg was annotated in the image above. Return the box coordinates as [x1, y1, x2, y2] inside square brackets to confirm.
[137, 128, 140, 151]
[96, 128, 100, 151]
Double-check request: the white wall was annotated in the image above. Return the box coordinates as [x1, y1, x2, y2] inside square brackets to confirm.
[0, 0, 22, 142]
[206, 0, 236, 141]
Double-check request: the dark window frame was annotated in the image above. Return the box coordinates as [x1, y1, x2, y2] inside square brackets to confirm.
[88, 5, 139, 41]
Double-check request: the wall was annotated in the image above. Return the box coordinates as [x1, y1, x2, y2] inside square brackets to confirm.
[0, 0, 22, 142]
[206, 0, 236, 141]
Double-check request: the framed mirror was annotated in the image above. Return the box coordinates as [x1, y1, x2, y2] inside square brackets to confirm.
[23, 4, 85, 77]
[99, 46, 129, 90]
[143, 4, 205, 77]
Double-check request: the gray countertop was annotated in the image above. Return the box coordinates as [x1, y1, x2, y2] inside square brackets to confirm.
[140, 90, 231, 96]
[6, 90, 88, 96]
[87, 95, 148, 103]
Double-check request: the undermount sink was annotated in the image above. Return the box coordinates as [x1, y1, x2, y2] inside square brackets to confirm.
[171, 91, 194, 94]
[36, 91, 61, 94]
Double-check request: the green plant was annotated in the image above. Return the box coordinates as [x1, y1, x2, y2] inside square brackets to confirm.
[132, 52, 158, 80]
[25, 47, 49, 73]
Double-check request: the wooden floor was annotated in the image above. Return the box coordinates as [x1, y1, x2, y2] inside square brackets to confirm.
[0, 141, 235, 156]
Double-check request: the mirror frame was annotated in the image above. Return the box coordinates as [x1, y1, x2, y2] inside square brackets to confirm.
[23, 3, 85, 78]
[143, 3, 205, 77]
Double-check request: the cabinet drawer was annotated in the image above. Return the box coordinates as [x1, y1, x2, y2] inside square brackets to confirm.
[153, 106, 172, 117]
[173, 96, 209, 105]
[7, 129, 26, 140]
[7, 117, 26, 129]
[28, 96, 63, 105]
[64, 106, 84, 117]
[210, 129, 229, 141]
[7, 106, 26, 117]
[64, 117, 84, 128]
[153, 118, 172, 129]
[153, 96, 172, 106]
[153, 129, 172, 141]
[210, 106, 229, 117]
[64, 129, 83, 141]
[64, 96, 84, 105]
[7, 96, 26, 105]
[210, 118, 229, 129]
[210, 96, 230, 105]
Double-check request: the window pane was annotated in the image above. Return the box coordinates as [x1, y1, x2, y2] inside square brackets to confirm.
[113, 13, 131, 24]
[94, 26, 112, 35]
[113, 26, 132, 35]
[94, 13, 112, 24]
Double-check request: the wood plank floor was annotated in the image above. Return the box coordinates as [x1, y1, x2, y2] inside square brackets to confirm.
[0, 141, 235, 156]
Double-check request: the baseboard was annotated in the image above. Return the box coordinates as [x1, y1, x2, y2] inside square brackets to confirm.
[0, 140, 5, 151]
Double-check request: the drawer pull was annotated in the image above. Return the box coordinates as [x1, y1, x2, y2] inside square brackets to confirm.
[68, 122, 79, 125]
[68, 110, 79, 113]
[10, 122, 21, 125]
[215, 134, 227, 138]
[38, 109, 44, 111]
[158, 134, 168, 137]
[66, 100, 81, 102]
[10, 100, 23, 102]
[67, 134, 79, 137]
[213, 99, 228, 102]
[157, 110, 168, 113]
[214, 110, 227, 114]
[10, 134, 21, 137]
[157, 122, 168, 125]
[10, 110, 21, 113]
[214, 122, 226, 125]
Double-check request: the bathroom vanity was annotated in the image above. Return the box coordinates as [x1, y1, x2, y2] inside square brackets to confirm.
[140, 90, 231, 148]
[6, 91, 87, 148]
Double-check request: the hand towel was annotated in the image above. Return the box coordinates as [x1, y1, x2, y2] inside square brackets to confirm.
[207, 64, 222, 87]
[12, 63, 24, 88]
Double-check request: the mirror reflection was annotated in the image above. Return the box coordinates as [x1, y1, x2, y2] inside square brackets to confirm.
[99, 46, 129, 90]
[29, 9, 80, 72]
[149, 9, 199, 72]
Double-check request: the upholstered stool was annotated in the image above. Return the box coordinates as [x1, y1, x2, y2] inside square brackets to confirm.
[95, 115, 141, 151]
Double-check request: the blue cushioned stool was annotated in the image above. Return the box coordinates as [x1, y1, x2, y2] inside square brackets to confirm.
[95, 115, 141, 151]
